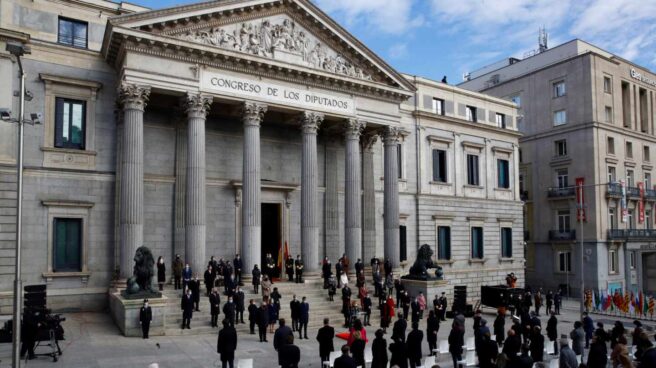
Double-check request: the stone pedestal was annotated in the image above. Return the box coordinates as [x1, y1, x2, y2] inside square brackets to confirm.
[400, 278, 448, 300]
[109, 292, 168, 337]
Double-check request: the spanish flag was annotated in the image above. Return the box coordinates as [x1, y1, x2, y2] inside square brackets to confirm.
[277, 241, 290, 269]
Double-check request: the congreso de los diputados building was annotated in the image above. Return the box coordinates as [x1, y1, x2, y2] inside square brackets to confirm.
[0, 0, 524, 312]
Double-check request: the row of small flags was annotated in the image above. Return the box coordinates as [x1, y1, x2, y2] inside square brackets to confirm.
[584, 289, 655, 317]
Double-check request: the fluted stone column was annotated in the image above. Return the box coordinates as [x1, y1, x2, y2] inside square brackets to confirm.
[344, 119, 365, 268]
[118, 84, 150, 279]
[183, 93, 212, 274]
[301, 111, 324, 273]
[361, 132, 378, 262]
[241, 102, 267, 274]
[382, 126, 402, 268]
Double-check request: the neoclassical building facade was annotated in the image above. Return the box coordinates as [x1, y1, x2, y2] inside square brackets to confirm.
[0, 0, 524, 311]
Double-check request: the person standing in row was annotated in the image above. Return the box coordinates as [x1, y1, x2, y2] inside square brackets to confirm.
[554, 290, 562, 315]
[322, 257, 332, 288]
[294, 255, 304, 283]
[362, 292, 372, 326]
[223, 296, 236, 327]
[290, 295, 300, 332]
[449, 319, 465, 368]
[204, 265, 215, 296]
[571, 321, 585, 358]
[371, 329, 388, 368]
[190, 274, 201, 311]
[247, 299, 258, 334]
[534, 289, 542, 316]
[494, 309, 505, 347]
[389, 336, 408, 368]
[172, 254, 183, 290]
[316, 318, 335, 366]
[209, 287, 221, 328]
[182, 263, 192, 292]
[298, 296, 309, 339]
[583, 312, 594, 349]
[257, 302, 269, 342]
[181, 288, 194, 329]
[234, 287, 245, 324]
[546, 290, 554, 314]
[252, 265, 261, 294]
[156, 257, 166, 291]
[278, 334, 301, 368]
[437, 292, 447, 321]
[426, 310, 439, 355]
[546, 312, 558, 355]
[407, 322, 423, 368]
[233, 254, 242, 286]
[139, 299, 152, 339]
[273, 319, 293, 354]
[530, 326, 545, 362]
[339, 253, 350, 275]
[265, 253, 276, 282]
[335, 259, 343, 288]
[392, 312, 407, 343]
[410, 296, 421, 324]
[261, 275, 272, 299]
[217, 318, 237, 368]
[334, 345, 357, 368]
[350, 331, 366, 368]
[286, 256, 295, 282]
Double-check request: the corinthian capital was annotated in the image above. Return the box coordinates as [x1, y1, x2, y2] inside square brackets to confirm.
[117, 83, 151, 111]
[360, 131, 378, 152]
[183, 93, 213, 118]
[300, 111, 324, 134]
[381, 126, 405, 145]
[343, 119, 366, 140]
[242, 101, 268, 127]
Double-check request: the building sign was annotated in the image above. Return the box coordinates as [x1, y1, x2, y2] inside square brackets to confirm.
[630, 68, 656, 88]
[576, 177, 586, 222]
[200, 71, 355, 115]
[638, 182, 645, 223]
[621, 180, 628, 223]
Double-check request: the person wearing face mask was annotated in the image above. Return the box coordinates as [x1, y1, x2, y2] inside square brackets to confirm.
[173, 255, 184, 290]
[156, 257, 166, 291]
[181, 288, 194, 329]
[234, 287, 245, 324]
[209, 287, 221, 328]
[233, 254, 242, 286]
[139, 299, 152, 339]
[182, 263, 192, 292]
[223, 296, 236, 327]
[190, 274, 201, 311]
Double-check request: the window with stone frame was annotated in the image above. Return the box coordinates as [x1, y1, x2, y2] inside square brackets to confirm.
[467, 154, 480, 186]
[53, 218, 82, 272]
[470, 226, 484, 259]
[432, 149, 447, 183]
[55, 98, 86, 150]
[497, 159, 510, 189]
[558, 251, 572, 272]
[58, 17, 88, 49]
[437, 226, 451, 260]
[609, 248, 619, 274]
[501, 227, 512, 258]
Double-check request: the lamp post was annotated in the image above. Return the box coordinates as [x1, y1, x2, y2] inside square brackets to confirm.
[5, 40, 30, 368]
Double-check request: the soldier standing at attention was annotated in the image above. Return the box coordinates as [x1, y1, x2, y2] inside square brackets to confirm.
[139, 299, 152, 339]
[295, 255, 304, 283]
[286, 255, 295, 282]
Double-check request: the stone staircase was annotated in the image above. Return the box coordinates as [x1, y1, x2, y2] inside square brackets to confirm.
[163, 276, 382, 336]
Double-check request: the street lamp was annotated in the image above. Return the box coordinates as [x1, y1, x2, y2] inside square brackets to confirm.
[4, 40, 31, 368]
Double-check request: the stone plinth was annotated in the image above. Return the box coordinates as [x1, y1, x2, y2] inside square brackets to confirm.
[400, 278, 449, 300]
[109, 292, 168, 337]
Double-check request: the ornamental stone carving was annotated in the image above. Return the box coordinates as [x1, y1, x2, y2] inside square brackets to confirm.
[183, 93, 213, 118]
[300, 111, 324, 133]
[242, 101, 268, 126]
[381, 126, 405, 145]
[118, 84, 151, 111]
[344, 119, 365, 139]
[360, 131, 378, 151]
[175, 16, 373, 81]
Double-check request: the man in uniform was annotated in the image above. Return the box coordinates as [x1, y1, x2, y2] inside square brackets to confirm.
[233, 254, 243, 286]
[295, 255, 304, 283]
[286, 255, 295, 282]
[437, 292, 448, 321]
[322, 257, 332, 288]
[209, 287, 221, 328]
[265, 253, 276, 283]
[139, 299, 152, 339]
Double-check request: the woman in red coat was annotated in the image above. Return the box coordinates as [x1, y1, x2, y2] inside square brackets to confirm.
[347, 319, 368, 346]
[381, 296, 395, 332]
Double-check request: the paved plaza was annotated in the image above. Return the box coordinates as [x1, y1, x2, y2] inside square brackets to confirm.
[1, 298, 652, 368]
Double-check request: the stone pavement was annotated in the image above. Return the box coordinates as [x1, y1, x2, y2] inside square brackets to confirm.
[0, 298, 651, 368]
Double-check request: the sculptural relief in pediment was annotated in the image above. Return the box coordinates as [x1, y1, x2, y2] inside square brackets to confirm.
[173, 15, 373, 81]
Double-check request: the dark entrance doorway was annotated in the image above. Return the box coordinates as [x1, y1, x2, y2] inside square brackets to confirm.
[261, 203, 281, 276]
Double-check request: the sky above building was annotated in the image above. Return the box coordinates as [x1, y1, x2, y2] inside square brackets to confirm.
[129, 0, 656, 84]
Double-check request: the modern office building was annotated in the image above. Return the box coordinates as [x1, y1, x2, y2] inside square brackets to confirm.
[0, 0, 522, 313]
[460, 39, 656, 296]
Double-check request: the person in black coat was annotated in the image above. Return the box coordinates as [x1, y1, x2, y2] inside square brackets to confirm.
[298, 296, 309, 339]
[204, 265, 215, 296]
[139, 299, 152, 338]
[335, 261, 343, 288]
[371, 329, 388, 368]
[233, 254, 242, 286]
[503, 329, 521, 358]
[449, 323, 465, 368]
[322, 258, 332, 287]
[294, 255, 304, 283]
[546, 312, 558, 355]
[392, 313, 407, 342]
[426, 310, 439, 355]
[286, 256, 295, 282]
[494, 310, 505, 347]
[383, 258, 392, 277]
[234, 287, 245, 324]
[437, 292, 447, 321]
[252, 265, 261, 294]
[247, 299, 258, 334]
[156, 257, 166, 291]
[529, 326, 545, 362]
[478, 333, 498, 368]
[334, 345, 357, 368]
[217, 319, 237, 368]
[223, 296, 236, 327]
[209, 288, 221, 327]
[350, 331, 366, 368]
[316, 318, 335, 365]
[363, 293, 372, 326]
[290, 295, 301, 332]
[181, 288, 194, 329]
[256, 302, 269, 342]
[189, 275, 201, 311]
[410, 298, 421, 324]
[389, 337, 408, 368]
[273, 319, 294, 353]
[406, 322, 424, 368]
[587, 333, 608, 368]
[278, 334, 301, 368]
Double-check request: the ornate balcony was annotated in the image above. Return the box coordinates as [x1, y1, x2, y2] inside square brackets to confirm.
[549, 229, 576, 241]
[607, 229, 656, 240]
[547, 187, 575, 199]
[607, 182, 622, 198]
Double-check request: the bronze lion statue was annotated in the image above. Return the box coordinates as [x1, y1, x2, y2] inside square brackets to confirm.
[125, 246, 155, 295]
[406, 243, 443, 280]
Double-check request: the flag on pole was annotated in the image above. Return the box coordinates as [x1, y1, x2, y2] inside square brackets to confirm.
[276, 241, 290, 269]
[649, 296, 655, 317]
[624, 292, 631, 313]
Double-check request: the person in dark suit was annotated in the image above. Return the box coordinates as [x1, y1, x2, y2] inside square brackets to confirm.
[290, 295, 301, 332]
[252, 265, 261, 294]
[354, 258, 364, 275]
[217, 319, 237, 368]
[426, 310, 439, 355]
[181, 288, 194, 329]
[209, 288, 221, 327]
[316, 318, 335, 365]
[233, 254, 242, 286]
[223, 296, 236, 327]
[138, 299, 152, 339]
[173, 255, 183, 290]
[371, 329, 388, 368]
[189, 274, 201, 311]
[407, 322, 423, 368]
[204, 265, 215, 296]
[362, 293, 372, 326]
[298, 296, 309, 339]
[383, 258, 392, 277]
[334, 345, 357, 368]
[322, 258, 332, 287]
[278, 334, 301, 368]
[182, 263, 192, 292]
[256, 302, 269, 342]
[294, 255, 304, 283]
[494, 310, 505, 347]
[392, 313, 407, 342]
[530, 326, 545, 362]
[247, 299, 258, 334]
[264, 253, 276, 282]
[437, 292, 447, 321]
[389, 336, 408, 368]
[286, 256, 295, 282]
[234, 287, 245, 324]
[156, 257, 166, 291]
[335, 261, 343, 288]
[449, 322, 465, 368]
[410, 297, 421, 324]
[273, 318, 294, 353]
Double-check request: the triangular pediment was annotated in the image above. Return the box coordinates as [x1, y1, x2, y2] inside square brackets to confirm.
[105, 0, 415, 94]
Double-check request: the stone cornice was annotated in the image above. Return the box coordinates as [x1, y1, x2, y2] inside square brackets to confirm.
[39, 73, 103, 91]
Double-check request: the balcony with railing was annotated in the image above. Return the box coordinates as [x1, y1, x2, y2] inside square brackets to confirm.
[607, 182, 622, 197]
[626, 186, 641, 198]
[547, 187, 575, 199]
[549, 229, 576, 241]
[647, 189, 656, 200]
[607, 229, 656, 240]
[607, 183, 656, 201]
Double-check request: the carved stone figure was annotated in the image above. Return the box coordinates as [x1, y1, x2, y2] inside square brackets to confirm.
[122, 246, 162, 299]
[402, 244, 444, 281]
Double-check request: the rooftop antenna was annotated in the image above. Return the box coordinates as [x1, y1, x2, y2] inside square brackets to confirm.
[539, 26, 548, 53]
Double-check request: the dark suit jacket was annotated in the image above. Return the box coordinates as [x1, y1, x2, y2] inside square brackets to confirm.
[209, 293, 221, 314]
[290, 299, 301, 319]
[217, 325, 237, 361]
[299, 302, 309, 323]
[371, 337, 388, 368]
[223, 302, 236, 319]
[392, 319, 407, 341]
[389, 340, 408, 368]
[316, 325, 335, 357]
[406, 329, 424, 359]
[181, 295, 194, 318]
[139, 306, 152, 323]
[333, 355, 357, 368]
[256, 306, 269, 327]
[274, 325, 293, 351]
[278, 343, 301, 368]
